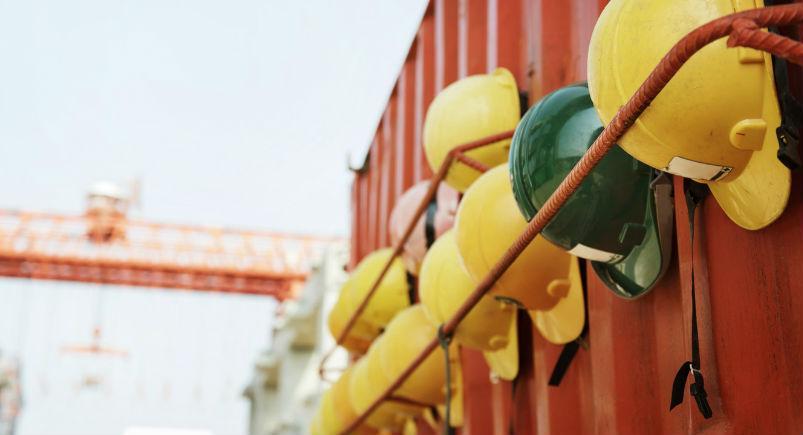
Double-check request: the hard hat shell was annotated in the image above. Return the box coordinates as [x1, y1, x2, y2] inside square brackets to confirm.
[389, 181, 458, 275]
[327, 281, 372, 354]
[418, 229, 519, 380]
[318, 366, 368, 435]
[587, 0, 789, 230]
[509, 83, 674, 299]
[423, 68, 521, 192]
[455, 165, 585, 344]
[310, 407, 323, 435]
[318, 387, 340, 435]
[349, 344, 422, 431]
[334, 249, 411, 349]
[377, 305, 448, 405]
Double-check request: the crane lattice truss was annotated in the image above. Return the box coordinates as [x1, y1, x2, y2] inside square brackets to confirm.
[0, 209, 341, 299]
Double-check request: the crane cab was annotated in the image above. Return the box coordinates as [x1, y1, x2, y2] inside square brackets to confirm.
[85, 181, 129, 243]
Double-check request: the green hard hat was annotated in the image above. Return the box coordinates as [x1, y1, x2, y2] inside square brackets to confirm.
[509, 82, 674, 299]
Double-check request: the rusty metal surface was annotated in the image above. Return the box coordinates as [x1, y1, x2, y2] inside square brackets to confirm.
[348, 0, 803, 433]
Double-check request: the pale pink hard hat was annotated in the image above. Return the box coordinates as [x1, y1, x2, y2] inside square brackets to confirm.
[389, 180, 458, 275]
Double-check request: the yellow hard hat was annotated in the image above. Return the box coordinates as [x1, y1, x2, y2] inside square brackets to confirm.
[423, 68, 521, 192]
[419, 229, 519, 380]
[587, 0, 790, 230]
[310, 407, 323, 435]
[377, 305, 449, 405]
[328, 248, 412, 352]
[455, 165, 585, 345]
[317, 366, 368, 435]
[318, 387, 340, 435]
[327, 281, 372, 354]
[349, 342, 423, 431]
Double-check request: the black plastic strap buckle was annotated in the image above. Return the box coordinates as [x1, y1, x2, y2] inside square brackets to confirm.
[689, 366, 713, 419]
[670, 362, 713, 419]
[777, 124, 801, 170]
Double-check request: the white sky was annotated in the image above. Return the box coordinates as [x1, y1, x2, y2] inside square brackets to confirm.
[0, 2, 428, 434]
[0, 0, 428, 237]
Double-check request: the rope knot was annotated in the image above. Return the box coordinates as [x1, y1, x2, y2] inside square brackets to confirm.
[727, 18, 761, 48]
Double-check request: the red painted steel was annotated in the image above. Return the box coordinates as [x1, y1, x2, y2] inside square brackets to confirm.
[346, 0, 803, 433]
[467, 0, 488, 75]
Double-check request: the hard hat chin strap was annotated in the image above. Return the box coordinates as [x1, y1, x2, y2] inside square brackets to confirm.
[436, 325, 456, 435]
[669, 180, 713, 419]
[405, 272, 417, 306]
[549, 261, 589, 387]
[424, 199, 439, 249]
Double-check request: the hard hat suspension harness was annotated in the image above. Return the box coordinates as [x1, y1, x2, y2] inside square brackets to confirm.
[765, 0, 803, 169]
[772, 49, 803, 169]
[726, 2, 803, 168]
[669, 180, 713, 419]
[405, 272, 418, 306]
[425, 199, 439, 248]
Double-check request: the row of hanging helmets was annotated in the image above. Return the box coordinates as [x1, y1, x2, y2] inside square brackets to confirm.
[313, 0, 799, 432]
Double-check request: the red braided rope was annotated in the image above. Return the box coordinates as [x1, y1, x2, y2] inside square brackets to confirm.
[728, 18, 803, 64]
[339, 4, 803, 433]
[453, 152, 491, 173]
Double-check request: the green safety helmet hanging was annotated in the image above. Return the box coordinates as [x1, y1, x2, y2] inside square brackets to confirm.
[509, 82, 674, 299]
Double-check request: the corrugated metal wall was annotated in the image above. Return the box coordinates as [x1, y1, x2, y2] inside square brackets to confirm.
[349, 1, 803, 433]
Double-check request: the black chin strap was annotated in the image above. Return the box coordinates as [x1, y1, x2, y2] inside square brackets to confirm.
[549, 259, 589, 387]
[669, 180, 713, 419]
[437, 325, 456, 435]
[424, 199, 439, 249]
[405, 271, 417, 306]
[547, 333, 586, 387]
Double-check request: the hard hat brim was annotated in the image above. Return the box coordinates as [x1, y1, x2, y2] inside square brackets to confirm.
[481, 313, 519, 381]
[591, 174, 674, 299]
[710, 53, 790, 230]
[708, 144, 791, 230]
[529, 256, 585, 345]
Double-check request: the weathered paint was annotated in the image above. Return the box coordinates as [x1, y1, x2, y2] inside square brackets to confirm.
[348, 0, 803, 433]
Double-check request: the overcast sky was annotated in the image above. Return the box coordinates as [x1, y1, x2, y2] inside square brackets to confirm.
[0, 0, 428, 237]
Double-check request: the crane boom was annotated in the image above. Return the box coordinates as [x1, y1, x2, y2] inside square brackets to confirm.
[0, 209, 341, 299]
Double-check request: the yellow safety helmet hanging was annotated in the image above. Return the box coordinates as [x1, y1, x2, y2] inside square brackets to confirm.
[419, 229, 519, 380]
[455, 165, 585, 345]
[327, 248, 411, 353]
[317, 366, 370, 435]
[327, 280, 372, 354]
[423, 68, 521, 192]
[318, 388, 340, 435]
[349, 340, 423, 431]
[377, 304, 463, 429]
[310, 407, 323, 435]
[587, 0, 791, 230]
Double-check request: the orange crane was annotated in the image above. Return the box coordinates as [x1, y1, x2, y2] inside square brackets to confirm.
[0, 182, 341, 300]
